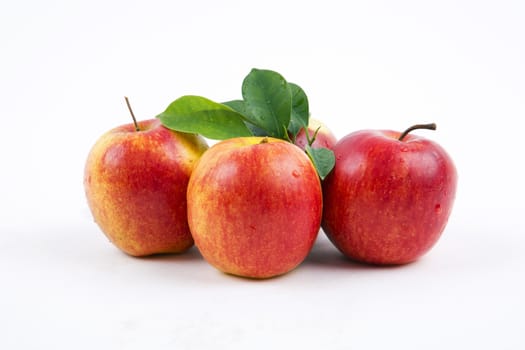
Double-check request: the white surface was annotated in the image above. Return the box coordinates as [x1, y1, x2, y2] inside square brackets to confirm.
[1, 0, 524, 349]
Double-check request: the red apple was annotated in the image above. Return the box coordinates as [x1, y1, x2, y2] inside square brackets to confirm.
[84, 118, 208, 256]
[294, 118, 337, 150]
[187, 137, 322, 278]
[322, 123, 457, 265]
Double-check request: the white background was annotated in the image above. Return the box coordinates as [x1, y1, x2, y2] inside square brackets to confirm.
[1, 0, 524, 348]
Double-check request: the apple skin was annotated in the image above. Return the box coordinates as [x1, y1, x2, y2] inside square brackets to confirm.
[322, 129, 457, 265]
[84, 119, 208, 256]
[187, 137, 322, 278]
[293, 118, 337, 150]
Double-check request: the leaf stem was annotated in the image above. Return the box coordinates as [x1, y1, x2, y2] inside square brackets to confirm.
[309, 126, 321, 146]
[125, 96, 140, 132]
[398, 123, 436, 141]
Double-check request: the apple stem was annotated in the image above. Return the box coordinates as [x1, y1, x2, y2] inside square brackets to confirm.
[124, 96, 140, 132]
[398, 123, 437, 141]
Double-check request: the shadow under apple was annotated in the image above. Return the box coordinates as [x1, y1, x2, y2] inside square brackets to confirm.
[303, 233, 411, 271]
[136, 245, 204, 263]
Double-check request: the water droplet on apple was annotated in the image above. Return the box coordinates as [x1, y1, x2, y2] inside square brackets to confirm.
[435, 204, 442, 214]
[292, 170, 300, 178]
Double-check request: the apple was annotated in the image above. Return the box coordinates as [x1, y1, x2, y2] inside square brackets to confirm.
[84, 116, 208, 257]
[187, 137, 322, 278]
[293, 118, 337, 150]
[322, 123, 457, 265]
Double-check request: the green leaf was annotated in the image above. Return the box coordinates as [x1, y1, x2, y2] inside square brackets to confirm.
[305, 145, 336, 180]
[241, 68, 292, 139]
[157, 95, 253, 140]
[288, 82, 309, 137]
[222, 100, 268, 136]
[222, 99, 247, 115]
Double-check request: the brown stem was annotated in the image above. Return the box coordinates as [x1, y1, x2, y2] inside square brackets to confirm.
[398, 123, 436, 141]
[124, 96, 140, 131]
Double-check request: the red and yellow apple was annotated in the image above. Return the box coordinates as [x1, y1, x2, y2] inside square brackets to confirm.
[322, 124, 457, 265]
[187, 137, 322, 278]
[294, 118, 337, 150]
[84, 118, 208, 256]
